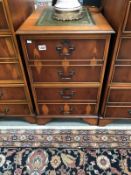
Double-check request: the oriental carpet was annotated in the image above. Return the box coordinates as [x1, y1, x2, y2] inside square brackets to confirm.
[0, 129, 130, 175]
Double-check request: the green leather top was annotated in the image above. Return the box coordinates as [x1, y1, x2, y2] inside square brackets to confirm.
[36, 7, 95, 26]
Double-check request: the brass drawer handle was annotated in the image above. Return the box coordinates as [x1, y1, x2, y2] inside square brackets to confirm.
[4, 107, 10, 114]
[56, 46, 75, 56]
[0, 107, 10, 115]
[59, 88, 75, 100]
[56, 46, 62, 52]
[60, 106, 74, 115]
[56, 40, 75, 57]
[58, 70, 75, 81]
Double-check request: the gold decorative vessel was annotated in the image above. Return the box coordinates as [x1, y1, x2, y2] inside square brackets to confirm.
[53, 0, 84, 21]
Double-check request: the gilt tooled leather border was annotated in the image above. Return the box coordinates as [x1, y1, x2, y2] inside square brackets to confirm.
[0, 129, 131, 148]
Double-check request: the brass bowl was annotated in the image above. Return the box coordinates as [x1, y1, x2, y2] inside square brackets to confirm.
[53, 8, 84, 21]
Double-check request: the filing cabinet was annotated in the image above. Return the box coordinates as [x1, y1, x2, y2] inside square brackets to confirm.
[100, 0, 131, 125]
[0, 0, 35, 122]
[17, 7, 113, 124]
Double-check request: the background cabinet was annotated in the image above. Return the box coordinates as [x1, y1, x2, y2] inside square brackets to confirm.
[100, 0, 131, 125]
[0, 0, 35, 123]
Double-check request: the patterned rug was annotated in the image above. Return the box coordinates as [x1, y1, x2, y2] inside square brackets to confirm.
[0, 129, 131, 175]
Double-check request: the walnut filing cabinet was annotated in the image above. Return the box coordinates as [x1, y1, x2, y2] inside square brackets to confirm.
[17, 7, 114, 125]
[0, 0, 35, 123]
[100, 0, 131, 125]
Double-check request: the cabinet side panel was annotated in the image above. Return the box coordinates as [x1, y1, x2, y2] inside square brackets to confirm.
[103, 0, 126, 31]
[7, 0, 34, 31]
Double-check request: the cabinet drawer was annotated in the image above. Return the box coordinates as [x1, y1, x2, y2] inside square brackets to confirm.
[108, 88, 131, 103]
[0, 63, 23, 81]
[0, 104, 30, 116]
[35, 87, 98, 102]
[31, 65, 102, 83]
[38, 103, 96, 116]
[112, 65, 131, 83]
[0, 36, 16, 59]
[0, 86, 26, 101]
[0, 2, 9, 31]
[25, 38, 105, 60]
[117, 37, 131, 60]
[105, 105, 131, 118]
[123, 1, 131, 32]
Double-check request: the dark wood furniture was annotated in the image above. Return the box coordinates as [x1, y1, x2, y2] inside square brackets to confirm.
[0, 0, 35, 123]
[100, 0, 131, 125]
[17, 8, 113, 125]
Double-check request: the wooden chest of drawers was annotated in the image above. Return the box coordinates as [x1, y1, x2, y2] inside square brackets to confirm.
[100, 0, 131, 125]
[17, 7, 113, 125]
[0, 0, 35, 123]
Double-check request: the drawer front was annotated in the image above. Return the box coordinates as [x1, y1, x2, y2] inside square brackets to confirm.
[123, 1, 131, 32]
[117, 37, 131, 60]
[108, 88, 131, 103]
[0, 2, 9, 31]
[0, 104, 30, 116]
[0, 36, 16, 59]
[105, 106, 131, 118]
[31, 65, 102, 83]
[35, 87, 98, 102]
[0, 86, 26, 101]
[0, 63, 23, 81]
[25, 38, 105, 60]
[112, 65, 131, 83]
[38, 103, 96, 116]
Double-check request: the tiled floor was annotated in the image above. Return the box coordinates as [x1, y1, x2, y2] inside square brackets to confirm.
[0, 119, 131, 129]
